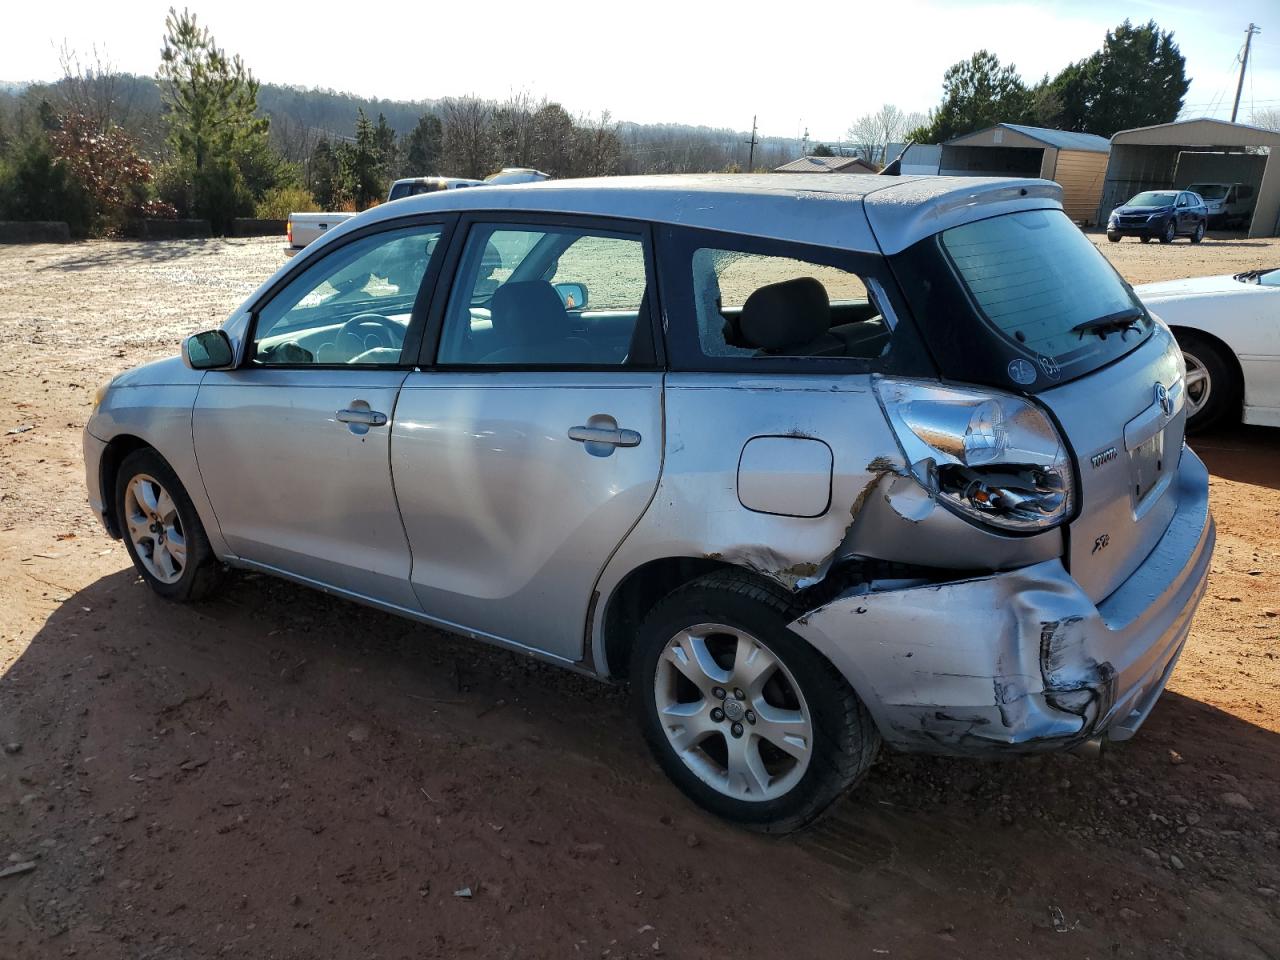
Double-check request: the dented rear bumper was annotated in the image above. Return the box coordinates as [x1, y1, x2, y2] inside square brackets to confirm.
[789, 448, 1214, 756]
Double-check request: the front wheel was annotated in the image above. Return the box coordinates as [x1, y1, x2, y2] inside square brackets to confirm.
[632, 571, 879, 833]
[1140, 235, 1152, 244]
[1159, 219, 1176, 244]
[1107, 232, 1121, 243]
[1190, 221, 1206, 244]
[116, 448, 222, 601]
[1176, 331, 1240, 433]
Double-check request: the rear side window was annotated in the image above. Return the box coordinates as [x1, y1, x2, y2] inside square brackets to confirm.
[657, 225, 924, 374]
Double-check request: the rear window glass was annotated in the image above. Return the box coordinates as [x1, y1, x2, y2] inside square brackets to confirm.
[941, 209, 1148, 375]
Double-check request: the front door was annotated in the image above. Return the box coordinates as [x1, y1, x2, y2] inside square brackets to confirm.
[194, 221, 448, 608]
[391, 218, 664, 661]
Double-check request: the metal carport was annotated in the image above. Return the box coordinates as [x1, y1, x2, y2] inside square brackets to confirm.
[1097, 118, 1280, 236]
[940, 124, 1111, 225]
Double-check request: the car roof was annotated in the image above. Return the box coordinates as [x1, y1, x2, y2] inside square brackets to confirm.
[361, 173, 1063, 255]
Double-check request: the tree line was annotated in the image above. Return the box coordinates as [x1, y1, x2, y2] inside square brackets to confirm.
[0, 9, 795, 237]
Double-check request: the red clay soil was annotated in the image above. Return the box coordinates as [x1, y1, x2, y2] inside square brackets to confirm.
[0, 237, 1277, 959]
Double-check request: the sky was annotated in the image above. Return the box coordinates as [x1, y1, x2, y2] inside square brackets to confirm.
[2, 0, 1277, 142]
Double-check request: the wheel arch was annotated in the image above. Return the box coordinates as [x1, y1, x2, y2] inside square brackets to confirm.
[599, 556, 778, 681]
[1169, 324, 1245, 404]
[99, 434, 153, 539]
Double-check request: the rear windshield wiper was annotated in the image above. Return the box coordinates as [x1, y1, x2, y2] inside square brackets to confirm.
[1072, 308, 1145, 340]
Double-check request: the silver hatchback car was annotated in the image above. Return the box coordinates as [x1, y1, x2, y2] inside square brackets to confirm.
[84, 175, 1214, 832]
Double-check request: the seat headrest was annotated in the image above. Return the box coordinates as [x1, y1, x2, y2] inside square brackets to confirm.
[490, 281, 568, 346]
[738, 277, 831, 352]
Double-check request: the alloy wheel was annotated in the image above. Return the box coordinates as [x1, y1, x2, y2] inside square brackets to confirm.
[1182, 351, 1212, 419]
[123, 473, 187, 584]
[653, 623, 813, 801]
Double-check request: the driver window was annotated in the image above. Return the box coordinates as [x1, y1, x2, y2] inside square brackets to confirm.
[252, 225, 442, 365]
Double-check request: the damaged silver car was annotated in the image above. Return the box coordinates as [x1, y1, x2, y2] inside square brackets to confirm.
[84, 174, 1214, 832]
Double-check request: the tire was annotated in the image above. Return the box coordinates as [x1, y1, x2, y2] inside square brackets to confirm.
[1190, 221, 1205, 244]
[1140, 235, 1151, 244]
[631, 570, 879, 833]
[1159, 219, 1176, 244]
[1175, 331, 1240, 434]
[1107, 232, 1121, 243]
[115, 447, 222, 601]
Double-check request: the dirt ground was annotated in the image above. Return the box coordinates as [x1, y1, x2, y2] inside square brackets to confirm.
[0, 231, 1278, 959]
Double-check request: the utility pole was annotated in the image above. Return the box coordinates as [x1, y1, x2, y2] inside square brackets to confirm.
[1231, 23, 1261, 123]
[744, 115, 759, 172]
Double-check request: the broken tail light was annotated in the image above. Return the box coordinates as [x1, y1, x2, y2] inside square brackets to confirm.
[873, 378, 1076, 533]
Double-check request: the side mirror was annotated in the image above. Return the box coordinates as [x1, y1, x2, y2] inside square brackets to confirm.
[554, 281, 589, 311]
[182, 330, 235, 370]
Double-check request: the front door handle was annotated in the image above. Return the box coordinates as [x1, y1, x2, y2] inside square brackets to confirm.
[336, 408, 388, 426]
[568, 415, 641, 457]
[569, 425, 641, 446]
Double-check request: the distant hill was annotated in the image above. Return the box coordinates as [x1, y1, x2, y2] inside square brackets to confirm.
[0, 73, 804, 172]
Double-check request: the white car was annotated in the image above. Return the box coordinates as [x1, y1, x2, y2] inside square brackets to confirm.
[1137, 267, 1280, 430]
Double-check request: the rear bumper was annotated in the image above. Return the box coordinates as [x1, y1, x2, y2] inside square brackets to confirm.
[790, 448, 1214, 756]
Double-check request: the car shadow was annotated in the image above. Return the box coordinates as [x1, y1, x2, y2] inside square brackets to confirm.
[1191, 423, 1280, 490]
[1, 567, 1277, 956]
[35, 239, 232, 272]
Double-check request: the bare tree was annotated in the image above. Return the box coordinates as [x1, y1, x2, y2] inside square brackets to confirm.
[492, 89, 536, 167]
[1252, 107, 1280, 133]
[57, 42, 119, 133]
[441, 95, 495, 178]
[846, 104, 926, 165]
[573, 110, 622, 177]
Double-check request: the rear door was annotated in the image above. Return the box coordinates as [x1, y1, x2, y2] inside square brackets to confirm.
[390, 216, 664, 661]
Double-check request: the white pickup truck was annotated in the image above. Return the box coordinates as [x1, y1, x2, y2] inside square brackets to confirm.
[285, 212, 355, 254]
[286, 175, 512, 255]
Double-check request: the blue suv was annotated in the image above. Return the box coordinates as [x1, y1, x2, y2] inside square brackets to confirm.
[1107, 190, 1208, 244]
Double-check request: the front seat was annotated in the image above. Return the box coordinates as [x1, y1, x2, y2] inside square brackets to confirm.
[480, 280, 594, 364]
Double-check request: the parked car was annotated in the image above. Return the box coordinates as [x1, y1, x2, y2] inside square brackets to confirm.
[285, 212, 355, 254]
[1137, 266, 1280, 431]
[1107, 190, 1207, 244]
[484, 167, 550, 185]
[1184, 181, 1256, 229]
[85, 174, 1213, 832]
[387, 176, 485, 201]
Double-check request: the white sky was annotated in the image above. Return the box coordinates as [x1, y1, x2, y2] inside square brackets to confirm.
[3, 0, 1277, 141]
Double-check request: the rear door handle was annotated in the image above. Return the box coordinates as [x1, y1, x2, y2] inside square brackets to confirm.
[568, 425, 641, 446]
[337, 408, 388, 426]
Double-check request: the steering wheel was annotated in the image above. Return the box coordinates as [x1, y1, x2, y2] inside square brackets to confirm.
[339, 313, 404, 351]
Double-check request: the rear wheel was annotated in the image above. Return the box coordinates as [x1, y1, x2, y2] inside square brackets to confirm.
[632, 570, 879, 833]
[1190, 221, 1206, 244]
[1175, 331, 1240, 433]
[116, 448, 221, 601]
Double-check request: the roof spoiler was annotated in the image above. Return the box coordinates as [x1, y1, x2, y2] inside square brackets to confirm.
[879, 140, 913, 176]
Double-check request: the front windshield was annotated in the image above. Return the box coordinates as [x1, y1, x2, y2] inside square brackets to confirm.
[1127, 191, 1178, 207]
[1188, 184, 1228, 200]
